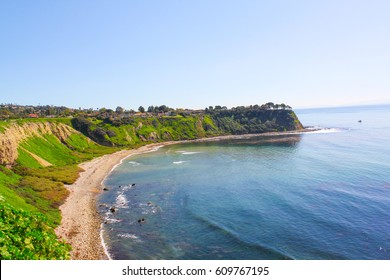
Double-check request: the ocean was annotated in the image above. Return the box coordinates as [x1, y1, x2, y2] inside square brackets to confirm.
[98, 104, 390, 260]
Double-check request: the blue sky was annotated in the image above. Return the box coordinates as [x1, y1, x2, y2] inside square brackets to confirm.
[1, 0, 389, 110]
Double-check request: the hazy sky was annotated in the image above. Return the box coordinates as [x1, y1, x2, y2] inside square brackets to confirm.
[1, 0, 389, 109]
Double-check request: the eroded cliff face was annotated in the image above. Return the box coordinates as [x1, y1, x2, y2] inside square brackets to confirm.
[0, 122, 77, 165]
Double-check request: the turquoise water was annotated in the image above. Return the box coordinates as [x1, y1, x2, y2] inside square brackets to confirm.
[99, 105, 390, 260]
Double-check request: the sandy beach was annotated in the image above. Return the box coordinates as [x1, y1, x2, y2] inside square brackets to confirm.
[55, 130, 309, 260]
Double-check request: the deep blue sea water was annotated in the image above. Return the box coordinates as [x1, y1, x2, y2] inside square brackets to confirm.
[99, 105, 390, 260]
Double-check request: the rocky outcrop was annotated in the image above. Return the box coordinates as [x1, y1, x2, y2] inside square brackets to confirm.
[136, 122, 143, 131]
[0, 121, 78, 165]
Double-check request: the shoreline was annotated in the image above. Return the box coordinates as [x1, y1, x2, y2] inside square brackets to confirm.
[55, 129, 311, 260]
[54, 143, 175, 260]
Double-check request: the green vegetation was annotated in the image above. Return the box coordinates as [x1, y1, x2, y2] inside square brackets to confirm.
[202, 115, 219, 133]
[20, 135, 79, 166]
[15, 176, 68, 224]
[0, 203, 70, 260]
[65, 133, 118, 161]
[209, 107, 302, 135]
[9, 130, 117, 226]
[65, 133, 92, 150]
[0, 118, 71, 127]
[19, 166, 82, 185]
[71, 115, 218, 147]
[0, 121, 118, 259]
[0, 166, 35, 212]
[16, 148, 44, 169]
[1, 166, 69, 260]
[4, 165, 82, 226]
[69, 106, 302, 147]
[0, 123, 7, 133]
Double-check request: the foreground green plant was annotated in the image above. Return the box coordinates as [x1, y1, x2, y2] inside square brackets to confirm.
[0, 203, 70, 260]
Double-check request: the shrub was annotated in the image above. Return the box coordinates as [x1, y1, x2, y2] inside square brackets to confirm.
[0, 204, 70, 260]
[24, 166, 81, 185]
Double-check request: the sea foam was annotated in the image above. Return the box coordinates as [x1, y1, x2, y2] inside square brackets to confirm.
[128, 161, 141, 166]
[115, 193, 129, 209]
[305, 127, 342, 134]
[176, 151, 201, 155]
[117, 233, 142, 242]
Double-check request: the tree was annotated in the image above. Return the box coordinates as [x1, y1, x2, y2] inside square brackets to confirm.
[138, 106, 145, 113]
[147, 106, 154, 113]
[116, 106, 124, 114]
[0, 108, 12, 119]
[61, 109, 72, 117]
[260, 104, 268, 110]
[46, 107, 56, 116]
[265, 102, 274, 109]
[159, 105, 168, 113]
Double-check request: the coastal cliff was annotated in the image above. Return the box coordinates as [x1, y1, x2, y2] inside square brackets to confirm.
[0, 121, 78, 166]
[70, 108, 303, 147]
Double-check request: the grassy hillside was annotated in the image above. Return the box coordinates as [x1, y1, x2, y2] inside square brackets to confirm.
[0, 165, 71, 259]
[0, 121, 117, 259]
[0, 166, 35, 212]
[71, 115, 218, 147]
[70, 109, 302, 147]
